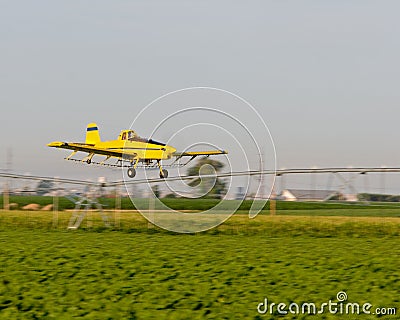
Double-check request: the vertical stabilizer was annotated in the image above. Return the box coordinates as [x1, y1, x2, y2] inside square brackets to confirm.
[85, 123, 101, 145]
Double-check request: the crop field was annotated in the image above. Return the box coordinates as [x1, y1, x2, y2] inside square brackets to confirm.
[4, 195, 400, 214]
[0, 205, 399, 319]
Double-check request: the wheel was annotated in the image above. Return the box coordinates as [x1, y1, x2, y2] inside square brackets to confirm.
[127, 167, 136, 178]
[86, 159, 91, 164]
[160, 169, 168, 179]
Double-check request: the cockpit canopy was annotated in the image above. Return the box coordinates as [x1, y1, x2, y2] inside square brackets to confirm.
[118, 130, 138, 141]
[118, 129, 166, 146]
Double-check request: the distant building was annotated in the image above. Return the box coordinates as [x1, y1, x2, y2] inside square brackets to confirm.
[279, 189, 340, 202]
[344, 194, 358, 202]
[235, 186, 246, 200]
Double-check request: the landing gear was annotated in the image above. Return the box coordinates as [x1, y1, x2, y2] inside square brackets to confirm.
[160, 169, 168, 179]
[157, 160, 168, 179]
[86, 159, 92, 164]
[127, 167, 136, 178]
[127, 157, 139, 179]
[126, 159, 169, 179]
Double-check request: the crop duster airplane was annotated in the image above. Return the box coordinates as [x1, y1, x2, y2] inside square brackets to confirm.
[48, 123, 227, 178]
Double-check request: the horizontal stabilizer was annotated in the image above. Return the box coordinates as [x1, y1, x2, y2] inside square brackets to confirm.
[47, 141, 66, 147]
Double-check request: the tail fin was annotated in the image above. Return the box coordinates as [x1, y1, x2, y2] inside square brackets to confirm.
[85, 123, 101, 145]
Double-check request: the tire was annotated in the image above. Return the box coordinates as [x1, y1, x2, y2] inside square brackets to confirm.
[86, 159, 91, 164]
[127, 168, 136, 178]
[160, 169, 168, 179]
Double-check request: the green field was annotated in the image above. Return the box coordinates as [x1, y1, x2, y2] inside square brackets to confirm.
[4, 195, 400, 214]
[0, 207, 399, 319]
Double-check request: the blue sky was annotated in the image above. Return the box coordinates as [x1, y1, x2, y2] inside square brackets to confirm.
[1, 1, 399, 193]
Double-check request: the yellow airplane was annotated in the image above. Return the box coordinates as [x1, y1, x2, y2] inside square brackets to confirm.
[48, 123, 227, 178]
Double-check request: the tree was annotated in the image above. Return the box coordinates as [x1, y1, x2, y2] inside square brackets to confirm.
[152, 185, 160, 198]
[36, 180, 54, 196]
[187, 158, 227, 199]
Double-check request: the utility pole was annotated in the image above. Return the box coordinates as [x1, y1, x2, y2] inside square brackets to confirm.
[115, 184, 121, 229]
[255, 149, 265, 200]
[3, 148, 12, 210]
[52, 177, 59, 228]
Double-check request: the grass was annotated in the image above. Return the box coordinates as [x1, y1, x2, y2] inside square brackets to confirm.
[0, 210, 399, 319]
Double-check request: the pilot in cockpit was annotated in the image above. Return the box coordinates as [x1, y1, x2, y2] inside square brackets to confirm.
[127, 130, 138, 140]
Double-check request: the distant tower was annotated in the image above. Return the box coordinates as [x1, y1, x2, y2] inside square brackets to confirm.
[255, 149, 265, 199]
[6, 147, 12, 172]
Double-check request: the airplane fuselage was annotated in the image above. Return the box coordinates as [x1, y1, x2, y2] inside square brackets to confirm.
[92, 139, 176, 161]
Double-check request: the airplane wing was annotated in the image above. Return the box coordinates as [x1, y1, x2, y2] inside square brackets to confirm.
[48, 141, 227, 168]
[47, 142, 127, 158]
